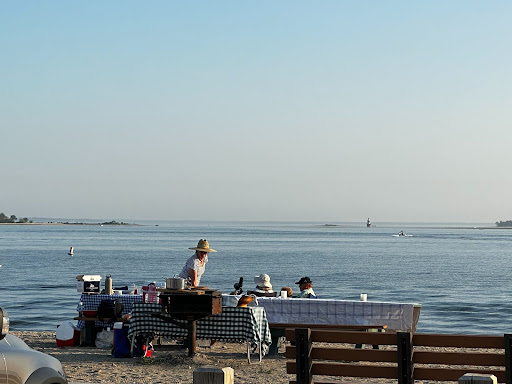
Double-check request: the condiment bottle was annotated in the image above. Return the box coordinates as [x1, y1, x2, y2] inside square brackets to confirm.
[105, 274, 113, 295]
[147, 282, 157, 303]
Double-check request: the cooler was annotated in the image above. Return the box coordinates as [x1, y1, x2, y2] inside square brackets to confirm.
[76, 274, 102, 294]
[56, 321, 80, 347]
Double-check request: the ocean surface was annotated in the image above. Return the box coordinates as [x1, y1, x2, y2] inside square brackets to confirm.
[1, 220, 511, 335]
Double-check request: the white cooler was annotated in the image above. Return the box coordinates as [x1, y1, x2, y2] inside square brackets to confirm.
[76, 274, 102, 294]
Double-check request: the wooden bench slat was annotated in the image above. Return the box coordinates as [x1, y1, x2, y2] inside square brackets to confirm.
[413, 366, 505, 382]
[276, 323, 386, 330]
[312, 362, 397, 379]
[287, 346, 397, 363]
[414, 350, 505, 366]
[285, 329, 396, 345]
[286, 361, 296, 374]
[287, 361, 397, 379]
[312, 331, 395, 345]
[413, 333, 504, 348]
[285, 328, 390, 343]
[285, 346, 295, 359]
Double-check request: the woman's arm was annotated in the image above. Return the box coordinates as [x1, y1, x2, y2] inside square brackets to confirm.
[189, 268, 198, 287]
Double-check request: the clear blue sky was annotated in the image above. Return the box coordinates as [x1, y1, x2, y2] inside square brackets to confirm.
[1, 1, 511, 222]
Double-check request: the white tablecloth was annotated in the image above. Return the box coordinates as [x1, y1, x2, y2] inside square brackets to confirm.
[222, 295, 420, 332]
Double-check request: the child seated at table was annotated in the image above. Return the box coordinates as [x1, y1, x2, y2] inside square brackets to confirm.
[281, 286, 293, 298]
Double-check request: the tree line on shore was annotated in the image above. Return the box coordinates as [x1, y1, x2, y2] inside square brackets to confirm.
[0, 212, 33, 223]
[496, 220, 512, 227]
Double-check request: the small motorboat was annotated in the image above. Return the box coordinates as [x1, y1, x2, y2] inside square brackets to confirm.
[393, 231, 413, 237]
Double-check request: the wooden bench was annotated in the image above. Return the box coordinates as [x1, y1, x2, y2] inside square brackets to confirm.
[268, 323, 387, 355]
[285, 328, 512, 384]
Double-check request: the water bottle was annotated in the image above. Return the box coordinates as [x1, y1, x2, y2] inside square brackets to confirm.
[147, 282, 157, 303]
[105, 274, 113, 295]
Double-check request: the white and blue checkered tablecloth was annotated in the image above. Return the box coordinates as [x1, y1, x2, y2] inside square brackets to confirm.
[76, 293, 143, 329]
[127, 303, 272, 355]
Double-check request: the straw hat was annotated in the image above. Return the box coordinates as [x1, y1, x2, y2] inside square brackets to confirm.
[254, 273, 272, 288]
[189, 239, 217, 253]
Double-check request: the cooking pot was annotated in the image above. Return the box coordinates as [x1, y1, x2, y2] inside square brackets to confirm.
[166, 277, 186, 290]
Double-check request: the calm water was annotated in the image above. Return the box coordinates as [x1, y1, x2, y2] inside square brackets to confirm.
[1, 221, 511, 335]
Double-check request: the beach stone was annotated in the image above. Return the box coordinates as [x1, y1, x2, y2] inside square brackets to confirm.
[193, 367, 234, 384]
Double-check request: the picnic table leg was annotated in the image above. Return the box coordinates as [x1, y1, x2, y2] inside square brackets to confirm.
[130, 335, 135, 357]
[268, 327, 285, 355]
[81, 321, 98, 347]
[187, 319, 197, 357]
[356, 328, 382, 349]
[245, 341, 262, 364]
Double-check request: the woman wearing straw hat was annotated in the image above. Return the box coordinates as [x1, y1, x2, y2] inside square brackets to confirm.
[178, 239, 217, 287]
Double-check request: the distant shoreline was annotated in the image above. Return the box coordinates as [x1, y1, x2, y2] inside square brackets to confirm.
[2, 222, 510, 229]
[0, 222, 141, 226]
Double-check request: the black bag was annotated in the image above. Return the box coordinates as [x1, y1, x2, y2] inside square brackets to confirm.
[97, 300, 124, 323]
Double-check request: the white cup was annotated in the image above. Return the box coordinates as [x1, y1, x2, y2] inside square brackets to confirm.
[280, 290, 288, 298]
[360, 293, 367, 301]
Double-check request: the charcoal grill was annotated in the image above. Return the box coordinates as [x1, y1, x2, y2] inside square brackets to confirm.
[158, 288, 222, 356]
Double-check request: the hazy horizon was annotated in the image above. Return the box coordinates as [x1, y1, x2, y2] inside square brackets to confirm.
[2, 2, 511, 223]
[22, 216, 501, 226]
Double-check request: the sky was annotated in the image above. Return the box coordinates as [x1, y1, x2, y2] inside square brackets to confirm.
[1, 1, 511, 223]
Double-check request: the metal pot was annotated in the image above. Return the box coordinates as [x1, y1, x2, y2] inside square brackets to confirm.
[166, 277, 186, 290]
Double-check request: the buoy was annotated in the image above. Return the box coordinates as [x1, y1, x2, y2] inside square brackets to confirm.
[68, 247, 74, 256]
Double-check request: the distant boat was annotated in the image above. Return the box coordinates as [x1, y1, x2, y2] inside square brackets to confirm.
[68, 247, 74, 256]
[366, 218, 371, 227]
[393, 231, 413, 237]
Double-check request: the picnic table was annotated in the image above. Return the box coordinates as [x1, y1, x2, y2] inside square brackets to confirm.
[222, 295, 421, 355]
[127, 302, 272, 362]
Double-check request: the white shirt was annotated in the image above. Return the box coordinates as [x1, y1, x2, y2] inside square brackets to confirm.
[178, 254, 208, 285]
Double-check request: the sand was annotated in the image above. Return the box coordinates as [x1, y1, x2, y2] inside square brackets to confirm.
[12, 331, 293, 384]
[13, 331, 500, 384]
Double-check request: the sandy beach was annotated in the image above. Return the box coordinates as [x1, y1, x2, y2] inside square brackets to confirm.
[12, 330, 506, 384]
[12, 331, 294, 384]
